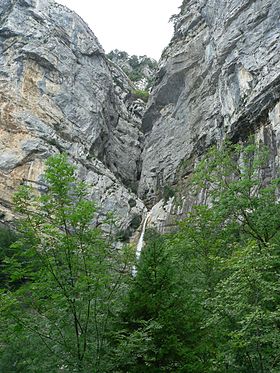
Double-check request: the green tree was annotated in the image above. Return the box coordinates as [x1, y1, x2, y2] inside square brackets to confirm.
[0, 154, 130, 372]
[114, 230, 205, 372]
[0, 226, 18, 288]
[193, 142, 280, 246]
[176, 142, 280, 372]
[210, 241, 280, 372]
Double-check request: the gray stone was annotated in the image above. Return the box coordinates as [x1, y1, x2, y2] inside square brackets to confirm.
[139, 0, 280, 210]
[107, 50, 158, 91]
[1, 0, 280, 235]
[0, 0, 146, 228]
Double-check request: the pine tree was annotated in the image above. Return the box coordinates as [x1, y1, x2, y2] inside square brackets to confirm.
[114, 230, 207, 372]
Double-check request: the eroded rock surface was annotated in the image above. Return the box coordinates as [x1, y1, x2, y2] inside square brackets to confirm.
[107, 50, 158, 91]
[1, 0, 280, 235]
[0, 0, 146, 229]
[139, 0, 280, 210]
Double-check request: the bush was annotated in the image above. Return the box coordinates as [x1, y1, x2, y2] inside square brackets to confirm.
[131, 89, 149, 103]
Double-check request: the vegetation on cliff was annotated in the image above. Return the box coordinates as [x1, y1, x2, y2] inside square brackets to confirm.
[107, 49, 157, 91]
[0, 143, 279, 372]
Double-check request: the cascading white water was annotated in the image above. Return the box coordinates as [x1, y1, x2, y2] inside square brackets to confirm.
[132, 212, 151, 276]
[135, 214, 149, 259]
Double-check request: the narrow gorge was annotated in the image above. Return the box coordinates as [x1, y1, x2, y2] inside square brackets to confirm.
[1, 1, 280, 372]
[0, 0, 279, 238]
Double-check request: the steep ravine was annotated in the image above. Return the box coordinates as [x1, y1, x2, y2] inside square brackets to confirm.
[0, 0, 280, 236]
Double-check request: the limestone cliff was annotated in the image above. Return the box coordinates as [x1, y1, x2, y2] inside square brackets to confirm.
[139, 0, 280, 227]
[0, 0, 146, 231]
[1, 0, 280, 234]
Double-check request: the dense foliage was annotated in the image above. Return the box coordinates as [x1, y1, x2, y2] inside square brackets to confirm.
[0, 155, 132, 373]
[1, 143, 279, 372]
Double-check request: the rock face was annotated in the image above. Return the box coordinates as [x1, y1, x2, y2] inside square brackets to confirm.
[139, 0, 280, 214]
[1, 0, 280, 234]
[107, 50, 158, 92]
[0, 0, 146, 230]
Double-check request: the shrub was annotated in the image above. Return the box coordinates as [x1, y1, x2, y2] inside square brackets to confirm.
[131, 89, 149, 103]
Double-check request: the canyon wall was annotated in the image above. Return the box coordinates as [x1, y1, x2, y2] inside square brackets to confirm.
[0, 0, 146, 231]
[0, 0, 280, 233]
[138, 0, 280, 228]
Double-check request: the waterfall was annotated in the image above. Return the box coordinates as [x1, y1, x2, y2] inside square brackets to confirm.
[132, 212, 151, 276]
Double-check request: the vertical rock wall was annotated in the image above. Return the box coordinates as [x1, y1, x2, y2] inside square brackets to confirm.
[1, 0, 280, 234]
[139, 0, 280, 212]
[0, 0, 146, 229]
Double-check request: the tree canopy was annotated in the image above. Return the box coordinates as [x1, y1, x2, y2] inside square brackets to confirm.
[1, 143, 279, 372]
